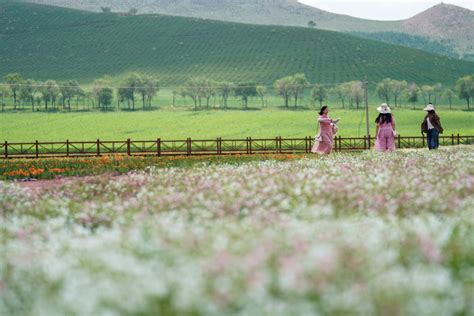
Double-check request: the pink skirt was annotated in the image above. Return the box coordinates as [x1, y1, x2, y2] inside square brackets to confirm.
[312, 131, 333, 154]
[375, 128, 395, 152]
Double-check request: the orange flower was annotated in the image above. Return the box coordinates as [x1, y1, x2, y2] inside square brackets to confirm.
[50, 168, 66, 173]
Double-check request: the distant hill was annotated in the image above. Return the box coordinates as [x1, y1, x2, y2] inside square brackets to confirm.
[1, 2, 472, 85]
[22, 0, 474, 60]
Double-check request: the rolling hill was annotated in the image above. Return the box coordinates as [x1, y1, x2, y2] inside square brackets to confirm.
[22, 0, 474, 60]
[1, 1, 473, 85]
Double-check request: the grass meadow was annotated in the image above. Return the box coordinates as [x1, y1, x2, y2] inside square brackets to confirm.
[1, 106, 473, 142]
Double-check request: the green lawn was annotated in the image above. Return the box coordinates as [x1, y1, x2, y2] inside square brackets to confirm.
[1, 107, 473, 142]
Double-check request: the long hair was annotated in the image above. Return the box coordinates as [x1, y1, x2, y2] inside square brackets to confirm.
[319, 105, 328, 115]
[375, 113, 392, 124]
[426, 110, 438, 120]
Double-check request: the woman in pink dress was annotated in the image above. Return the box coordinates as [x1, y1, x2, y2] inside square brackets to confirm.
[375, 103, 396, 152]
[312, 105, 339, 155]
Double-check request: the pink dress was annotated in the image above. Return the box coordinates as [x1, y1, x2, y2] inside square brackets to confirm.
[375, 117, 396, 152]
[312, 114, 334, 154]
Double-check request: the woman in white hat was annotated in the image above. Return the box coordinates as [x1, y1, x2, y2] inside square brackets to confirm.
[375, 103, 396, 152]
[421, 103, 443, 150]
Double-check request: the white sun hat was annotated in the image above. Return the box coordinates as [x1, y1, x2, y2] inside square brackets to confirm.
[424, 103, 435, 111]
[377, 103, 391, 114]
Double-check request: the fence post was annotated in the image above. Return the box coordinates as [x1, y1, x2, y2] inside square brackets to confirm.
[96, 139, 100, 156]
[4, 141, 7, 159]
[249, 137, 252, 154]
[157, 138, 161, 157]
[127, 139, 131, 156]
[66, 139, 70, 157]
[35, 140, 39, 158]
[217, 137, 222, 155]
[451, 134, 455, 146]
[398, 135, 401, 149]
[457, 133, 460, 145]
[187, 138, 192, 156]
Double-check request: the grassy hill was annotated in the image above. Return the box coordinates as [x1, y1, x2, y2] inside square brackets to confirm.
[1, 1, 473, 85]
[22, 0, 474, 60]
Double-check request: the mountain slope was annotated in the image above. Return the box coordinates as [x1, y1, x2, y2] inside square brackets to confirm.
[20, 0, 403, 31]
[1, 2, 472, 85]
[22, 0, 474, 59]
[402, 3, 474, 59]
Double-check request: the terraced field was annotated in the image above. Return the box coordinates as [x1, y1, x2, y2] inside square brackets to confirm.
[0, 2, 473, 85]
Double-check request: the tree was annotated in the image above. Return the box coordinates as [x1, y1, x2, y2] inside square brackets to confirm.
[93, 77, 114, 110]
[290, 73, 309, 108]
[256, 85, 267, 107]
[442, 88, 456, 109]
[198, 78, 214, 108]
[216, 81, 235, 109]
[60, 80, 81, 111]
[4, 73, 23, 108]
[376, 78, 392, 105]
[41, 80, 60, 110]
[421, 85, 434, 104]
[98, 87, 114, 110]
[19, 79, 37, 110]
[332, 82, 351, 108]
[0, 85, 9, 112]
[185, 77, 205, 109]
[455, 75, 473, 110]
[274, 76, 293, 108]
[406, 83, 420, 109]
[235, 83, 257, 109]
[311, 84, 327, 107]
[350, 81, 364, 109]
[117, 87, 129, 109]
[120, 73, 141, 110]
[391, 80, 408, 107]
[128, 8, 138, 15]
[101, 6, 111, 13]
[307, 21, 316, 28]
[136, 75, 159, 108]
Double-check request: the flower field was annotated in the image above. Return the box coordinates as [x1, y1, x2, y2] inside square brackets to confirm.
[1, 147, 473, 315]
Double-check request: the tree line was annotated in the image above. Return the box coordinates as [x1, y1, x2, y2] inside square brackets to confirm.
[1, 73, 473, 112]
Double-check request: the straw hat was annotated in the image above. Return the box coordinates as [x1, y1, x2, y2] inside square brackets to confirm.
[377, 103, 391, 114]
[424, 103, 435, 111]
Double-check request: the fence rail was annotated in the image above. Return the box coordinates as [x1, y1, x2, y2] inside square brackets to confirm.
[1, 135, 472, 159]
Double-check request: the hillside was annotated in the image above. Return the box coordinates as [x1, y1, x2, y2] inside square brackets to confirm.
[403, 3, 474, 60]
[1, 2, 473, 85]
[22, 0, 474, 59]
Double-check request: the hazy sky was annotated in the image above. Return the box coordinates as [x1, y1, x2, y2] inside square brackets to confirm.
[298, 0, 473, 20]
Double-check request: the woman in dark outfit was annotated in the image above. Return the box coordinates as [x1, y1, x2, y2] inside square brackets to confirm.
[421, 103, 444, 150]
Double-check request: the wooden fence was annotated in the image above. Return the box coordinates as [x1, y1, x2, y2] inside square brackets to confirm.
[1, 134, 472, 159]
